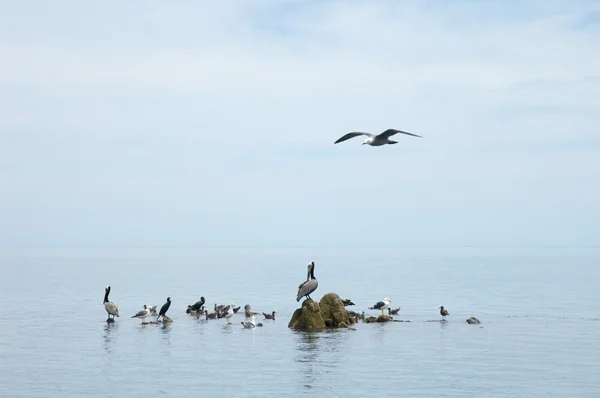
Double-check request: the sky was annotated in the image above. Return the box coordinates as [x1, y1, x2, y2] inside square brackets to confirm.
[1, 0, 599, 248]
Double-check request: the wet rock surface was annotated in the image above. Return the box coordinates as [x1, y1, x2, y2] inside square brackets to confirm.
[289, 293, 354, 331]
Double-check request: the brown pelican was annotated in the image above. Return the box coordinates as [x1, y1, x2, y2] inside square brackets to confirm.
[103, 285, 119, 322]
[334, 128, 422, 146]
[369, 298, 392, 316]
[440, 306, 449, 319]
[296, 261, 318, 302]
[388, 307, 400, 316]
[263, 311, 276, 320]
[157, 297, 171, 321]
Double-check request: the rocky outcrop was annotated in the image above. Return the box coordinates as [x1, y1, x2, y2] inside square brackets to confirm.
[288, 300, 326, 331]
[319, 293, 351, 328]
[364, 315, 394, 323]
[288, 293, 353, 331]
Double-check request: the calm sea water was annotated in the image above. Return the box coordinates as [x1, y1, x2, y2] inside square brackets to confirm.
[1, 247, 599, 397]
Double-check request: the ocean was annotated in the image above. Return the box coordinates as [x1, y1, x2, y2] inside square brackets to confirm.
[1, 247, 599, 397]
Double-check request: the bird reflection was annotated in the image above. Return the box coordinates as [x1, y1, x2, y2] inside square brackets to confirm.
[294, 332, 320, 390]
[103, 322, 118, 352]
[440, 319, 449, 331]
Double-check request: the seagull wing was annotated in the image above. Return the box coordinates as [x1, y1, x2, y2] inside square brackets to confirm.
[132, 309, 148, 318]
[334, 132, 373, 144]
[370, 301, 385, 310]
[379, 128, 422, 138]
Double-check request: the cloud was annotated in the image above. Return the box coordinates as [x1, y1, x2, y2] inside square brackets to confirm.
[1, 0, 599, 247]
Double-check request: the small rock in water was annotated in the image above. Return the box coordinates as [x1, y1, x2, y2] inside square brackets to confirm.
[376, 315, 393, 323]
[466, 317, 481, 324]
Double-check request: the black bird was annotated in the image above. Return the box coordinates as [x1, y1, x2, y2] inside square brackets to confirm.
[188, 296, 205, 313]
[388, 307, 400, 316]
[263, 311, 276, 320]
[341, 299, 355, 307]
[157, 297, 171, 320]
[440, 306, 449, 318]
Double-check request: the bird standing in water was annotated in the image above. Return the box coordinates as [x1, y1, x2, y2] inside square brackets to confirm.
[440, 306, 449, 320]
[103, 285, 119, 323]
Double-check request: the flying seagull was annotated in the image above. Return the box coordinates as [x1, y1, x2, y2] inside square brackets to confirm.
[334, 128, 422, 146]
[369, 298, 392, 316]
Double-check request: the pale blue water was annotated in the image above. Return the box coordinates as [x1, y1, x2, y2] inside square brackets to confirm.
[1, 247, 599, 397]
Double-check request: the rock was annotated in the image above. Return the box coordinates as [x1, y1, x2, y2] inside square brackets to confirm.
[319, 293, 351, 328]
[376, 315, 393, 323]
[363, 316, 378, 323]
[466, 317, 481, 324]
[288, 300, 326, 332]
[288, 292, 352, 331]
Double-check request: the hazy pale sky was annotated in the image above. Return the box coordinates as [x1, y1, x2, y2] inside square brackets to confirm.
[1, 0, 599, 248]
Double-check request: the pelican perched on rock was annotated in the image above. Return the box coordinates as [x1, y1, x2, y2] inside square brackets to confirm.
[157, 297, 171, 321]
[296, 261, 318, 302]
[369, 298, 392, 316]
[103, 285, 119, 322]
[131, 305, 152, 324]
[334, 128, 422, 146]
[263, 311, 276, 320]
[440, 306, 449, 319]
